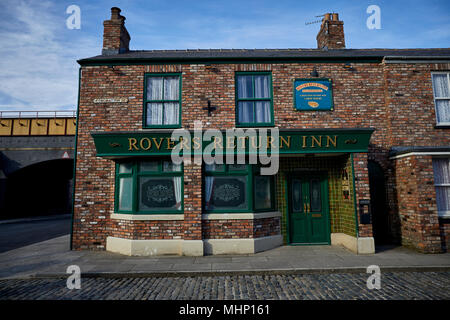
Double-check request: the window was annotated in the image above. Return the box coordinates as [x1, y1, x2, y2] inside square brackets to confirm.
[144, 74, 181, 127]
[433, 158, 450, 218]
[115, 160, 183, 214]
[204, 164, 275, 213]
[431, 72, 450, 125]
[236, 72, 273, 126]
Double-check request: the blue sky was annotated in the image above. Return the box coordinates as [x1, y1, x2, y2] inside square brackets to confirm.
[0, 0, 449, 111]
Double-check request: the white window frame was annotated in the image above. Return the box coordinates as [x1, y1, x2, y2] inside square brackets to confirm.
[431, 72, 450, 126]
[433, 157, 450, 218]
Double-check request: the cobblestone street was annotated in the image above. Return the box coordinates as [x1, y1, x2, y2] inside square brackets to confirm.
[1, 272, 449, 300]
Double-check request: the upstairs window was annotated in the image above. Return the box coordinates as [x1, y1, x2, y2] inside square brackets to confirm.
[236, 72, 273, 126]
[144, 74, 181, 128]
[431, 72, 450, 125]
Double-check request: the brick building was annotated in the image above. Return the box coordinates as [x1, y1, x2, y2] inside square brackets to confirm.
[72, 8, 450, 256]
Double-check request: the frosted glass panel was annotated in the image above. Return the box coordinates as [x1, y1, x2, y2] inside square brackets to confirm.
[118, 177, 133, 211]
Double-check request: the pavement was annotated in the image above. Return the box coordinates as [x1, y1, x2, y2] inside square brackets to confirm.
[0, 234, 449, 279]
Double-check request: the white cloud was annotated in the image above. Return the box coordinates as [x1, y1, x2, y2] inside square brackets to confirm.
[0, 0, 98, 111]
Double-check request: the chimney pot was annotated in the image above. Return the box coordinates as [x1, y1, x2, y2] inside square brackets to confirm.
[316, 12, 345, 49]
[111, 7, 121, 19]
[102, 7, 130, 55]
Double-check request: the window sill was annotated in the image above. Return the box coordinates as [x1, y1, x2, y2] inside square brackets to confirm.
[111, 213, 184, 221]
[434, 124, 450, 129]
[438, 211, 450, 219]
[202, 211, 281, 220]
[235, 124, 275, 128]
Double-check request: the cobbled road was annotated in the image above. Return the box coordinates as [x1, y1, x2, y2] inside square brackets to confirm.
[0, 272, 449, 300]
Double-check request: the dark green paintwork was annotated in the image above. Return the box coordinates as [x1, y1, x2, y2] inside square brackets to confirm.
[91, 128, 374, 158]
[287, 172, 330, 245]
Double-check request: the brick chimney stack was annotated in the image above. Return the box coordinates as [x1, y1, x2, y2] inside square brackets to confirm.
[316, 13, 345, 50]
[102, 7, 130, 55]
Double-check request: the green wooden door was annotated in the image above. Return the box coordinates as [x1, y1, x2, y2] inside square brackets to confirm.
[288, 174, 330, 244]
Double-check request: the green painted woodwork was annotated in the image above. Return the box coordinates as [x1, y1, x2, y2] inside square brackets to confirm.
[91, 129, 374, 158]
[287, 173, 330, 244]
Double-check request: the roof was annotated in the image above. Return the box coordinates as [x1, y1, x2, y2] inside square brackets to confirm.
[78, 48, 450, 65]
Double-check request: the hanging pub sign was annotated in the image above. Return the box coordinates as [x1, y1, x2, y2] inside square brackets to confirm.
[294, 78, 333, 111]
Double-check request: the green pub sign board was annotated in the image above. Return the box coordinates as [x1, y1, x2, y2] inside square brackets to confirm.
[294, 78, 333, 111]
[91, 129, 374, 158]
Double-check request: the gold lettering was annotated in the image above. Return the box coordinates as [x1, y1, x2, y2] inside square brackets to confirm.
[267, 136, 276, 149]
[179, 137, 190, 150]
[139, 137, 152, 150]
[280, 136, 291, 149]
[213, 137, 223, 149]
[237, 136, 247, 149]
[302, 136, 307, 148]
[192, 137, 201, 150]
[166, 138, 175, 150]
[326, 135, 337, 147]
[250, 136, 261, 149]
[152, 137, 164, 150]
[311, 136, 322, 148]
[227, 137, 236, 149]
[128, 138, 139, 151]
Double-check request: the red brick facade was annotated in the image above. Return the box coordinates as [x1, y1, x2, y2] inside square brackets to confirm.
[72, 8, 450, 254]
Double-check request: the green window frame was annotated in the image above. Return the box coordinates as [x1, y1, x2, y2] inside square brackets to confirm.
[235, 72, 274, 127]
[203, 163, 275, 213]
[143, 73, 182, 128]
[115, 159, 183, 214]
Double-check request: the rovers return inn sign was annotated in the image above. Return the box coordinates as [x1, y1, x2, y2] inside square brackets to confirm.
[91, 129, 373, 157]
[294, 78, 333, 111]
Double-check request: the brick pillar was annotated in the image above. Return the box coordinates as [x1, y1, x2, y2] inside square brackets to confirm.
[182, 162, 203, 255]
[394, 155, 442, 253]
[353, 153, 373, 238]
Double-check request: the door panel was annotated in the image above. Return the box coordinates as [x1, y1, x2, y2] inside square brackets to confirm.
[288, 174, 330, 244]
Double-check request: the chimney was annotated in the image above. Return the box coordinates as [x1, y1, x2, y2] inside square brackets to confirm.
[102, 7, 130, 55]
[316, 13, 345, 50]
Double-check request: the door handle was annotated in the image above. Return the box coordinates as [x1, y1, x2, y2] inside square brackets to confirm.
[307, 203, 310, 213]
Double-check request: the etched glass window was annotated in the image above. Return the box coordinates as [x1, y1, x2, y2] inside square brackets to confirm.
[204, 164, 274, 212]
[254, 175, 273, 210]
[116, 160, 183, 214]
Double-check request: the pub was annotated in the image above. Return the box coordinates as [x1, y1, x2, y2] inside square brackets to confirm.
[71, 8, 450, 256]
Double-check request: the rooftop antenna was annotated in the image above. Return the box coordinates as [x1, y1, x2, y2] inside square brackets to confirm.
[305, 14, 325, 25]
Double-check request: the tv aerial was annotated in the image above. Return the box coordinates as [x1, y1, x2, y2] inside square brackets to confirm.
[305, 14, 326, 25]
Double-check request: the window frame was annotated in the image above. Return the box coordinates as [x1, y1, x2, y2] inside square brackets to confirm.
[431, 72, 450, 126]
[143, 73, 182, 129]
[432, 157, 450, 218]
[203, 164, 275, 213]
[235, 72, 274, 127]
[115, 159, 184, 214]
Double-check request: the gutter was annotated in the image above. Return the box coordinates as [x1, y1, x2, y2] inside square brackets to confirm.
[383, 56, 450, 63]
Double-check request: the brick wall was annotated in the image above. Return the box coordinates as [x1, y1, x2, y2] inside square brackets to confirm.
[73, 60, 450, 252]
[393, 155, 442, 253]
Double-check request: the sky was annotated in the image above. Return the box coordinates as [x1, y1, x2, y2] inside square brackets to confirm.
[0, 0, 449, 112]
